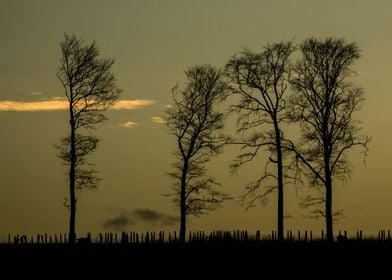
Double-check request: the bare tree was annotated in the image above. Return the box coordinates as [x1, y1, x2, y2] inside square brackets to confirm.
[56, 33, 121, 243]
[289, 38, 369, 241]
[225, 42, 295, 241]
[165, 65, 230, 243]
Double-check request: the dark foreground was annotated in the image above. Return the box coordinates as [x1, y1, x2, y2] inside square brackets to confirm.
[1, 240, 392, 276]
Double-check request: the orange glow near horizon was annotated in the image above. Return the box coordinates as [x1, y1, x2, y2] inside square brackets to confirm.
[0, 99, 156, 112]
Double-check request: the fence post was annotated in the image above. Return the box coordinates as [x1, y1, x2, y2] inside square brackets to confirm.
[256, 230, 260, 242]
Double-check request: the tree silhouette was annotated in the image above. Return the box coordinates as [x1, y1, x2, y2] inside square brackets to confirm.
[56, 33, 121, 243]
[165, 65, 230, 243]
[288, 38, 369, 241]
[225, 42, 295, 241]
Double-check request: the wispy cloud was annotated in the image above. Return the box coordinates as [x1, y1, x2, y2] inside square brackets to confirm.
[103, 214, 135, 231]
[132, 209, 178, 225]
[31, 91, 44, 96]
[112, 100, 156, 110]
[102, 208, 178, 231]
[0, 99, 155, 112]
[121, 121, 138, 128]
[0, 100, 67, 111]
[151, 116, 166, 124]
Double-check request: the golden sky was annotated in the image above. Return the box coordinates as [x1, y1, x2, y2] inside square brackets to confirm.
[0, 0, 391, 240]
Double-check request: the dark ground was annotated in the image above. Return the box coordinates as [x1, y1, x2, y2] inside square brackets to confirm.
[0, 241, 391, 277]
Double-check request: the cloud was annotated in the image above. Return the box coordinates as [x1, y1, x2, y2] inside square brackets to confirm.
[151, 116, 166, 124]
[131, 208, 178, 226]
[102, 208, 178, 230]
[112, 100, 156, 110]
[0, 99, 155, 112]
[31, 91, 44, 96]
[121, 121, 138, 128]
[0, 100, 68, 111]
[103, 214, 135, 231]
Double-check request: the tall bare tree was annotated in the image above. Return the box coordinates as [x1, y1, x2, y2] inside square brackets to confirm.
[56, 33, 121, 243]
[166, 65, 230, 243]
[225, 42, 295, 241]
[289, 38, 369, 241]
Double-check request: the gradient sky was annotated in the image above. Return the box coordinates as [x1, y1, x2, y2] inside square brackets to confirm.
[0, 0, 391, 240]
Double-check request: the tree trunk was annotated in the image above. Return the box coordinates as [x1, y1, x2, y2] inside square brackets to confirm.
[179, 162, 188, 243]
[324, 164, 333, 242]
[69, 105, 77, 244]
[274, 121, 284, 241]
[325, 176, 333, 241]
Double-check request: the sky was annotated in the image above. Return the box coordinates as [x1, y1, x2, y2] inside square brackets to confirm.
[0, 0, 391, 240]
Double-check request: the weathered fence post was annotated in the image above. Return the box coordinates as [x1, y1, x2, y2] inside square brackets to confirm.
[256, 230, 260, 241]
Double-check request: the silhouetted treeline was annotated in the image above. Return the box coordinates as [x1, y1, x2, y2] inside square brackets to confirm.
[30, 34, 371, 244]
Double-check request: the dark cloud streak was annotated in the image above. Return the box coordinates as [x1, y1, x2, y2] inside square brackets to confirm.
[132, 208, 178, 225]
[102, 208, 178, 231]
[103, 213, 135, 231]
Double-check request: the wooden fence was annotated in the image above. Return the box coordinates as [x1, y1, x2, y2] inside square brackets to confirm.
[5, 229, 392, 245]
